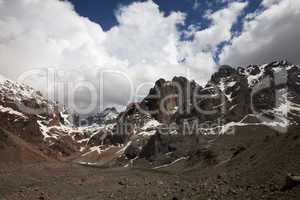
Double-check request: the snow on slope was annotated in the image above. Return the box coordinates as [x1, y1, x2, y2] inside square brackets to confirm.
[0, 105, 28, 120]
[0, 77, 55, 116]
[246, 64, 267, 87]
[103, 111, 118, 121]
[141, 119, 161, 131]
[219, 78, 235, 102]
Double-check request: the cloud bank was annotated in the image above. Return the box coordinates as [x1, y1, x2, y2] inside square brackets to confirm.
[0, 0, 299, 112]
[220, 0, 300, 66]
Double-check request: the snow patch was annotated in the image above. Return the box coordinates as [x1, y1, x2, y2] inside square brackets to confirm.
[168, 130, 179, 135]
[219, 79, 225, 92]
[0, 105, 28, 119]
[0, 79, 55, 115]
[81, 146, 114, 157]
[170, 106, 178, 114]
[219, 78, 234, 102]
[37, 120, 79, 141]
[272, 67, 283, 73]
[60, 112, 71, 125]
[104, 111, 118, 121]
[227, 81, 236, 87]
[116, 141, 132, 155]
[153, 157, 188, 169]
[37, 120, 56, 140]
[247, 64, 267, 87]
[141, 119, 161, 131]
[80, 147, 86, 152]
[138, 130, 156, 136]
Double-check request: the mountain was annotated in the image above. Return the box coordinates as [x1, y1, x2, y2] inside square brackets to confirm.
[83, 107, 119, 126]
[0, 76, 88, 161]
[1, 60, 300, 168]
[0, 74, 128, 163]
[95, 60, 300, 166]
[141, 60, 300, 127]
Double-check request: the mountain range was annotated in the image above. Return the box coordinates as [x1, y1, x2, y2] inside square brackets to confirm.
[0, 60, 300, 199]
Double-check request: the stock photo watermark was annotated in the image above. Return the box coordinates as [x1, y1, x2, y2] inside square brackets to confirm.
[14, 66, 291, 135]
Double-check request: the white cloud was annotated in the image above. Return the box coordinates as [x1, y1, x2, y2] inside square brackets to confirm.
[188, 1, 247, 51]
[0, 0, 247, 112]
[179, 1, 247, 78]
[0, 0, 127, 111]
[0, 0, 118, 77]
[105, 1, 185, 71]
[220, 0, 300, 66]
[262, 0, 282, 8]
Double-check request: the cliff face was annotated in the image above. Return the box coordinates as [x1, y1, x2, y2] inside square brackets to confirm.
[137, 60, 300, 128]
[141, 76, 198, 123]
[93, 60, 298, 167]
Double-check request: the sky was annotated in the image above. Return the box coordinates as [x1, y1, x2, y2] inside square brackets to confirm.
[68, 0, 260, 31]
[0, 0, 300, 113]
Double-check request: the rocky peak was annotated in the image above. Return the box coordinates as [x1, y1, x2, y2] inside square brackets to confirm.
[141, 76, 199, 123]
[99, 107, 118, 121]
[80, 107, 119, 127]
[210, 65, 237, 83]
[154, 78, 166, 88]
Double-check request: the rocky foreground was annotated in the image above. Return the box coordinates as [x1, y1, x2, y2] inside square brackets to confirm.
[0, 126, 299, 200]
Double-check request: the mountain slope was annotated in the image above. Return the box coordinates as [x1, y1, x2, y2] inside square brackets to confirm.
[98, 60, 300, 169]
[0, 128, 52, 165]
[0, 76, 84, 161]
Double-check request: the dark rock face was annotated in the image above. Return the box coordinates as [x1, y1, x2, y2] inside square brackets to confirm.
[182, 60, 300, 126]
[210, 65, 238, 83]
[125, 142, 141, 159]
[113, 103, 152, 141]
[87, 129, 109, 146]
[137, 61, 298, 127]
[141, 76, 199, 123]
[80, 60, 300, 165]
[141, 78, 177, 123]
[139, 133, 170, 159]
[119, 60, 300, 163]
[0, 129, 10, 150]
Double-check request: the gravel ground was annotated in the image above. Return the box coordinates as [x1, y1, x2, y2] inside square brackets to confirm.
[0, 160, 299, 200]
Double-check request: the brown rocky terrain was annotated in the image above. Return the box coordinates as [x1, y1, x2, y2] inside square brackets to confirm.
[0, 125, 299, 200]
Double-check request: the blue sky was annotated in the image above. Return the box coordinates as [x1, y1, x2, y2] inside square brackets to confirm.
[69, 0, 261, 31]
